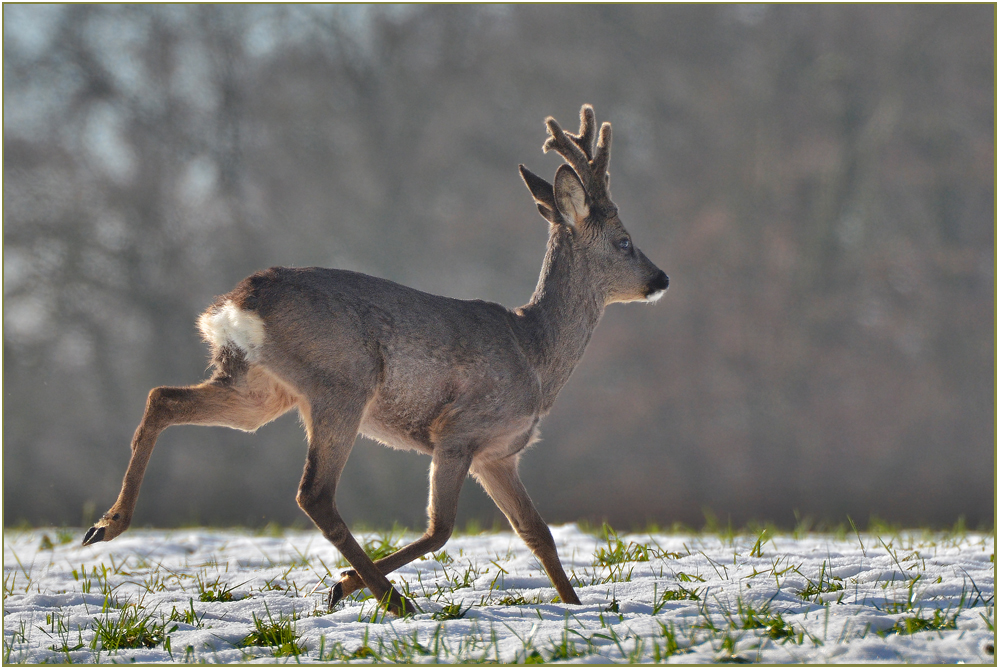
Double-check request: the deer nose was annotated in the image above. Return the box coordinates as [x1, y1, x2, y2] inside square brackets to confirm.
[650, 270, 669, 292]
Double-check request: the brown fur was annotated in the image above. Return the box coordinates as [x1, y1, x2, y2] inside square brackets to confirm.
[83, 105, 669, 615]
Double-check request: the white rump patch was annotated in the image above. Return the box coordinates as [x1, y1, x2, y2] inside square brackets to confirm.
[198, 300, 265, 361]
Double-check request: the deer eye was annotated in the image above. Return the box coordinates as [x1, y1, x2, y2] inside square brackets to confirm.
[617, 237, 632, 251]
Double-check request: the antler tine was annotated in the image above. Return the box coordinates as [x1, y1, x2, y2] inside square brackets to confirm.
[566, 104, 597, 160]
[591, 122, 612, 179]
[541, 105, 612, 200]
[542, 116, 593, 187]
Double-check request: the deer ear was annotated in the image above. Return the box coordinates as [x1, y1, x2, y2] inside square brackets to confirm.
[553, 164, 589, 225]
[520, 164, 553, 204]
[519, 165, 565, 226]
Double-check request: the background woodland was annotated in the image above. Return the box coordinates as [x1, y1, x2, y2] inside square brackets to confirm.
[3, 5, 994, 529]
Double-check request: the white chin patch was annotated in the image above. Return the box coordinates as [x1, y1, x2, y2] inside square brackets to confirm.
[643, 289, 666, 303]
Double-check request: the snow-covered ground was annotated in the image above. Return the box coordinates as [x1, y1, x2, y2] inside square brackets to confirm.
[3, 524, 994, 664]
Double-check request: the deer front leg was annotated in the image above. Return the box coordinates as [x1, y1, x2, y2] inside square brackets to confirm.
[471, 454, 582, 605]
[328, 449, 472, 609]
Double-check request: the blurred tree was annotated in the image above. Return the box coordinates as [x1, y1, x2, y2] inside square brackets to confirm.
[3, 4, 993, 530]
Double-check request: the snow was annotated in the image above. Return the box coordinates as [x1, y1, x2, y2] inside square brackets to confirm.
[3, 525, 994, 664]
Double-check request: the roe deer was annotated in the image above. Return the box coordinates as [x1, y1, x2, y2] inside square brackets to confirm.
[83, 104, 669, 614]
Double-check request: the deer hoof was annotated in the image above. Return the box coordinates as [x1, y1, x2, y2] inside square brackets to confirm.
[82, 526, 106, 546]
[82, 512, 129, 546]
[327, 582, 345, 610]
[327, 569, 363, 610]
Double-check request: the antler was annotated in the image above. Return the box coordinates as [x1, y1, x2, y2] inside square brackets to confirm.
[542, 104, 612, 200]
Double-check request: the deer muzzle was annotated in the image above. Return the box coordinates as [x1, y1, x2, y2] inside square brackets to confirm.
[645, 270, 669, 303]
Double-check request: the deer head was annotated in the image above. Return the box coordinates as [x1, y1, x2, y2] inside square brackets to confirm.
[519, 104, 669, 304]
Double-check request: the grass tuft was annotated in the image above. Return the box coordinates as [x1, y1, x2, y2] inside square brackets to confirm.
[738, 601, 796, 640]
[796, 562, 844, 600]
[196, 575, 242, 602]
[432, 602, 471, 620]
[90, 603, 173, 652]
[167, 598, 203, 627]
[239, 605, 306, 657]
[892, 609, 958, 635]
[593, 524, 684, 566]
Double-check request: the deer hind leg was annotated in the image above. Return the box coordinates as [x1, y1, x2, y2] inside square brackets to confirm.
[295, 397, 420, 616]
[329, 448, 473, 609]
[83, 366, 298, 546]
[471, 454, 582, 605]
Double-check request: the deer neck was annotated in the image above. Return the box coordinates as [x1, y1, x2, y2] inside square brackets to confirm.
[513, 225, 605, 412]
